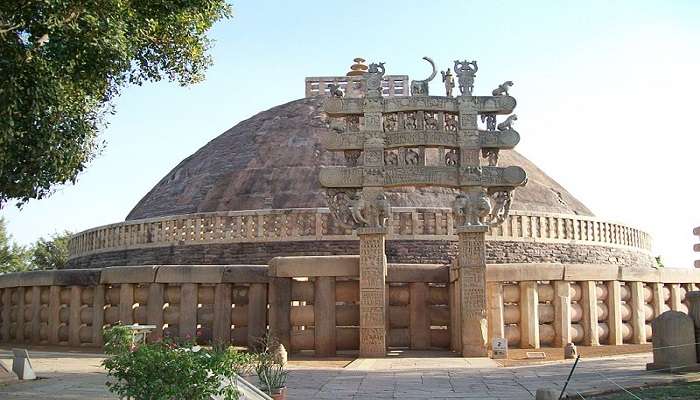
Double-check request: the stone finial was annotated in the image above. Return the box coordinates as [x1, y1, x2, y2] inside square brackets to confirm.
[453, 59, 478, 96]
[346, 57, 368, 76]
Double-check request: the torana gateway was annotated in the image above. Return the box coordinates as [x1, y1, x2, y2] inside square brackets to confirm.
[2, 58, 699, 358]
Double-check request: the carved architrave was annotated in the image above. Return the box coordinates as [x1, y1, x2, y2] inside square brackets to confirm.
[479, 129, 520, 149]
[319, 165, 527, 189]
[323, 128, 518, 152]
[326, 96, 517, 116]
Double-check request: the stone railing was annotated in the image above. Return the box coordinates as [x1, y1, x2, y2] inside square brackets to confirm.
[304, 75, 409, 98]
[1, 262, 698, 353]
[695, 226, 700, 268]
[68, 208, 652, 260]
[479, 264, 700, 350]
[268, 256, 450, 354]
[0, 266, 268, 348]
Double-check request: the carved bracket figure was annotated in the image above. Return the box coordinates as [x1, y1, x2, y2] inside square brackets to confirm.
[480, 114, 497, 131]
[452, 191, 492, 227]
[410, 57, 437, 96]
[481, 148, 499, 166]
[441, 68, 455, 97]
[492, 81, 513, 96]
[328, 83, 344, 98]
[327, 190, 392, 230]
[486, 189, 513, 226]
[497, 114, 517, 131]
[454, 59, 478, 96]
[326, 189, 359, 229]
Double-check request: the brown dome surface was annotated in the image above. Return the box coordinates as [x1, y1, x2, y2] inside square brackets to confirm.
[127, 97, 593, 220]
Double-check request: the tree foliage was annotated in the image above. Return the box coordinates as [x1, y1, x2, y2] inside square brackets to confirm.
[31, 230, 71, 270]
[0, 217, 29, 273]
[0, 218, 73, 273]
[0, 0, 232, 206]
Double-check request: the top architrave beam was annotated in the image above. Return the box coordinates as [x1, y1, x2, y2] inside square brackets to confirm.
[322, 129, 520, 151]
[323, 95, 517, 116]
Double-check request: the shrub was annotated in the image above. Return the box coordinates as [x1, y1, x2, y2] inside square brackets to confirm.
[102, 326, 252, 400]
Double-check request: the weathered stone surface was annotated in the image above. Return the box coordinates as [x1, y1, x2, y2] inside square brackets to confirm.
[155, 265, 225, 283]
[647, 311, 697, 371]
[221, 265, 268, 283]
[100, 266, 157, 284]
[269, 255, 359, 277]
[67, 240, 655, 269]
[126, 98, 592, 220]
[54, 269, 101, 286]
[387, 264, 448, 283]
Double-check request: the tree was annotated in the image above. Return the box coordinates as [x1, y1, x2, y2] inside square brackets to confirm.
[0, 1, 232, 206]
[31, 230, 72, 270]
[0, 217, 29, 273]
[654, 255, 665, 269]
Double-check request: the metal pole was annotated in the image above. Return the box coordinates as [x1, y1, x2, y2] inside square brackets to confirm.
[558, 354, 581, 400]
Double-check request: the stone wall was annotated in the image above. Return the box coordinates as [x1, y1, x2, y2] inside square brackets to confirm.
[66, 240, 655, 270]
[69, 208, 653, 262]
[2, 262, 699, 353]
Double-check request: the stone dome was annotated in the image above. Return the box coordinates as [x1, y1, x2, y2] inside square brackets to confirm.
[127, 97, 592, 220]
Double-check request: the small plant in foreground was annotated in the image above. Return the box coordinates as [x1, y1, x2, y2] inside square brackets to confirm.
[254, 334, 288, 397]
[102, 326, 252, 400]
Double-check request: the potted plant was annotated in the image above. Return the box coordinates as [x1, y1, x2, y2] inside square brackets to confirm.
[257, 363, 288, 400]
[254, 335, 288, 400]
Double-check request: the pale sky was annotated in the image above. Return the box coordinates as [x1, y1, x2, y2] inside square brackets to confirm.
[2, 0, 699, 268]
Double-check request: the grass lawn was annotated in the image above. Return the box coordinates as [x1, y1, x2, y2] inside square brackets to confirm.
[589, 381, 700, 399]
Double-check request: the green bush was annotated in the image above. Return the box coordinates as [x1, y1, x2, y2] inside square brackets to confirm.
[102, 326, 252, 400]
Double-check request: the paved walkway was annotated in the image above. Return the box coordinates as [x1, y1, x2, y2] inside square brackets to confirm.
[0, 350, 696, 399]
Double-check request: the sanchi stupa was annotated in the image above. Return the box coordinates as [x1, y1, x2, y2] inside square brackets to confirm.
[1, 57, 699, 358]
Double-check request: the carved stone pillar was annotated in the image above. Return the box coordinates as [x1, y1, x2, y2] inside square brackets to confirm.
[457, 225, 489, 357]
[358, 227, 387, 357]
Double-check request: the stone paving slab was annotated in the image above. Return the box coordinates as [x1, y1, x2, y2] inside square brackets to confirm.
[0, 350, 698, 399]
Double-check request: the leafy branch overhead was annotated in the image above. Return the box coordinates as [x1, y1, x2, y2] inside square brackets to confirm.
[0, 0, 232, 206]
